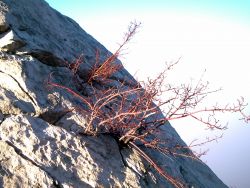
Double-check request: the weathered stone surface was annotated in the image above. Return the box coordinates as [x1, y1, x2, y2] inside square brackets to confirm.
[0, 114, 144, 187]
[0, 141, 55, 188]
[0, 52, 74, 116]
[0, 0, 228, 187]
[0, 1, 9, 33]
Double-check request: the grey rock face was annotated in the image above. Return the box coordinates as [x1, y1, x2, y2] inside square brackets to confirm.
[0, 114, 143, 188]
[0, 1, 9, 33]
[0, 140, 55, 188]
[0, 0, 228, 187]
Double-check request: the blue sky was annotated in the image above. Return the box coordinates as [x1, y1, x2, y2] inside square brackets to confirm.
[46, 0, 250, 20]
[45, 1, 250, 187]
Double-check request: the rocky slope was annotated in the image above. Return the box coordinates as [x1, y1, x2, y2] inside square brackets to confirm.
[0, 0, 227, 187]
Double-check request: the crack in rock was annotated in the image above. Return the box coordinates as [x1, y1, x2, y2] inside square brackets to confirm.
[0, 112, 4, 124]
[0, 70, 37, 107]
[117, 144, 128, 168]
[27, 50, 66, 67]
[4, 140, 62, 188]
[38, 108, 73, 125]
[117, 141, 146, 179]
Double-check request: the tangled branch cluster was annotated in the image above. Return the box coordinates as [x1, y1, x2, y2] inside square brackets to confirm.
[47, 21, 248, 188]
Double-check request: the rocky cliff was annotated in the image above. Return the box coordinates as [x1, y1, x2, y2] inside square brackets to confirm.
[0, 0, 227, 187]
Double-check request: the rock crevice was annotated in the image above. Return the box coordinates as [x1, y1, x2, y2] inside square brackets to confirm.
[0, 69, 37, 107]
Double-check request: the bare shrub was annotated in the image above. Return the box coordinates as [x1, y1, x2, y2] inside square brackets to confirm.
[47, 21, 248, 188]
[86, 21, 141, 84]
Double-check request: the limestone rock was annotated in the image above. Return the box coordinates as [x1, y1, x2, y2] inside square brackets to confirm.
[0, 114, 143, 188]
[0, 141, 55, 188]
[0, 1, 9, 33]
[0, 0, 228, 187]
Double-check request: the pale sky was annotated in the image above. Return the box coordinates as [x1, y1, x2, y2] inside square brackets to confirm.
[45, 1, 250, 187]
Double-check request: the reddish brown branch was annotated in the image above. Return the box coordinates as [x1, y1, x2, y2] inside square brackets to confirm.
[47, 21, 249, 188]
[128, 141, 185, 188]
